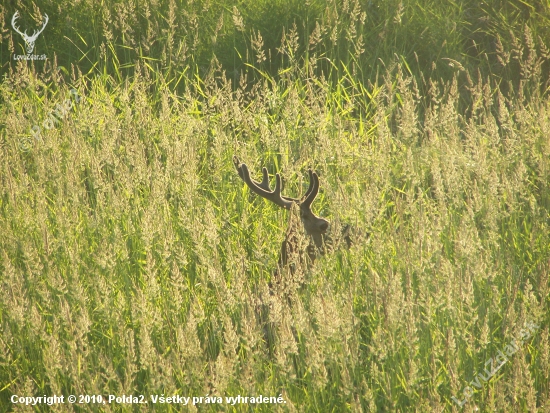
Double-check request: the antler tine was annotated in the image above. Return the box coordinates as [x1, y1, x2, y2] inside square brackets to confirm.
[258, 167, 270, 191]
[234, 156, 268, 189]
[233, 156, 294, 210]
[233, 156, 244, 180]
[11, 11, 25, 36]
[301, 169, 315, 201]
[29, 14, 48, 40]
[300, 169, 320, 210]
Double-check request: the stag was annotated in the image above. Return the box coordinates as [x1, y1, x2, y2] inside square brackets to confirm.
[234, 156, 357, 352]
[233, 156, 341, 280]
[11, 11, 49, 54]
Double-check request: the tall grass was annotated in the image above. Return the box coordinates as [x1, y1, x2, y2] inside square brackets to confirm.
[2, 49, 550, 412]
[1, 1, 550, 412]
[2, 0, 550, 90]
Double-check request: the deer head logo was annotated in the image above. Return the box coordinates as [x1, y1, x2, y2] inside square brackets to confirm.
[11, 11, 49, 54]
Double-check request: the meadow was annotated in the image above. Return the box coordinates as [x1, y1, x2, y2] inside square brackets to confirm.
[1, 0, 550, 411]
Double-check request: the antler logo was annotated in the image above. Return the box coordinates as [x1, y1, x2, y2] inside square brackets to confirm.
[11, 11, 49, 54]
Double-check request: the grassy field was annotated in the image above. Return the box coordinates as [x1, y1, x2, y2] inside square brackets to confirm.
[1, 1, 550, 412]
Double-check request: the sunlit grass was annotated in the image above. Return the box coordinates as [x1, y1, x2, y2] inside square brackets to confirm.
[1, 52, 549, 411]
[1, 1, 550, 411]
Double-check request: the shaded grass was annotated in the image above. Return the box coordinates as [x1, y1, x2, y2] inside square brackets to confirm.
[2, 0, 550, 98]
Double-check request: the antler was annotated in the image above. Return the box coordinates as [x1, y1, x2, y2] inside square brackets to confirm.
[11, 11, 25, 37]
[300, 169, 319, 209]
[28, 13, 49, 41]
[11, 11, 48, 40]
[233, 156, 294, 209]
[233, 156, 322, 210]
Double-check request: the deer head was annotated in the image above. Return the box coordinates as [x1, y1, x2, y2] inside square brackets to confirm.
[233, 156, 330, 271]
[12, 11, 49, 54]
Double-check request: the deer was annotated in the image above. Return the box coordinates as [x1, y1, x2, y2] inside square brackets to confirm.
[11, 11, 49, 54]
[233, 156, 357, 353]
[233, 156, 353, 283]
[233, 156, 355, 353]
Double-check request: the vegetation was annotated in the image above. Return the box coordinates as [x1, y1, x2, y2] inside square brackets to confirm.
[0, 0, 549, 411]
